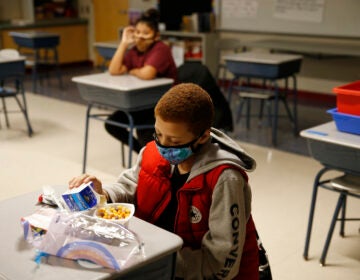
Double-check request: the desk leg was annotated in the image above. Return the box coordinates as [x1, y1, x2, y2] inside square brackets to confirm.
[272, 80, 280, 146]
[53, 47, 63, 89]
[292, 75, 298, 135]
[18, 78, 33, 136]
[303, 167, 331, 260]
[82, 104, 93, 173]
[32, 50, 40, 93]
[124, 112, 135, 168]
[227, 77, 237, 102]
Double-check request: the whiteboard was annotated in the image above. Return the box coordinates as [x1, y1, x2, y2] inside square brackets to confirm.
[219, 0, 360, 38]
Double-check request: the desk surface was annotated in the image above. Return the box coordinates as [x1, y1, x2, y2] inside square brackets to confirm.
[0, 186, 183, 279]
[93, 41, 119, 48]
[9, 30, 59, 38]
[300, 121, 360, 149]
[72, 72, 173, 92]
[224, 52, 303, 64]
[0, 55, 25, 63]
[241, 39, 360, 57]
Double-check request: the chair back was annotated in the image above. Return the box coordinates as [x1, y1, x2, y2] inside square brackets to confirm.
[330, 174, 360, 194]
[177, 62, 234, 132]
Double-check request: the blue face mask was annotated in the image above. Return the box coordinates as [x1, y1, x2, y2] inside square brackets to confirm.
[153, 133, 201, 165]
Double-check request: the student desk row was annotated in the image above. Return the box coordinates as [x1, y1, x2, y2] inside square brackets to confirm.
[72, 72, 173, 171]
[0, 185, 183, 279]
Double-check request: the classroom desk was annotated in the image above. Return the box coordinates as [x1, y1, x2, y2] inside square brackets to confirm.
[93, 41, 118, 70]
[300, 121, 360, 174]
[224, 52, 302, 145]
[300, 121, 360, 263]
[9, 30, 62, 93]
[0, 185, 183, 279]
[72, 72, 173, 171]
[0, 53, 33, 136]
[240, 39, 360, 58]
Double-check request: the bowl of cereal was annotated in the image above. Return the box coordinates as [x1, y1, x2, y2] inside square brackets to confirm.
[94, 203, 135, 227]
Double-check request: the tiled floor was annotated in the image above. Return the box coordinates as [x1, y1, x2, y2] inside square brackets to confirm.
[1, 65, 358, 279]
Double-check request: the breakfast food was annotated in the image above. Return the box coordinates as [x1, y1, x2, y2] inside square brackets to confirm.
[97, 204, 131, 220]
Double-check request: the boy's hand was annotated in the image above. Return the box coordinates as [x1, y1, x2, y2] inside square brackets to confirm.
[68, 174, 103, 195]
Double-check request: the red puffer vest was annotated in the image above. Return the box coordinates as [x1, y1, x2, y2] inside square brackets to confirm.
[135, 141, 259, 280]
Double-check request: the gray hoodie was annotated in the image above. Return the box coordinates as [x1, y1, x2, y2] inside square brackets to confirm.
[104, 128, 257, 279]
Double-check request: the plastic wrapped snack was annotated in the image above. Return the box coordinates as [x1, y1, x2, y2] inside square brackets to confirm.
[23, 211, 145, 271]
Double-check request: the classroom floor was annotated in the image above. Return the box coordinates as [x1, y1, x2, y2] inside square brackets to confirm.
[1, 65, 359, 279]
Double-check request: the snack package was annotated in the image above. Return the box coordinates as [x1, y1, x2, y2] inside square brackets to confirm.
[62, 182, 105, 211]
[22, 211, 145, 271]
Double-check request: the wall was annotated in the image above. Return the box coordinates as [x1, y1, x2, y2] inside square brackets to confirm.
[129, 0, 157, 11]
[0, 0, 22, 20]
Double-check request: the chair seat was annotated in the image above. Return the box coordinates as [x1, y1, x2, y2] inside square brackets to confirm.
[303, 168, 360, 266]
[237, 91, 275, 99]
[330, 174, 360, 194]
[0, 87, 17, 96]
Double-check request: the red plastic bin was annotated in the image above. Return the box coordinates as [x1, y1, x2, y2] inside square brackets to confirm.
[332, 80, 360, 116]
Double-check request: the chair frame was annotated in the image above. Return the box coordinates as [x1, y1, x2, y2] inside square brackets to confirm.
[303, 167, 360, 266]
[0, 50, 33, 136]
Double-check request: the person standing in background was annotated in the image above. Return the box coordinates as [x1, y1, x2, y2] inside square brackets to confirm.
[107, 8, 177, 153]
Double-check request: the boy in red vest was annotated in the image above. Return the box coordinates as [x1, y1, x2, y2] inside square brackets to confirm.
[69, 83, 259, 279]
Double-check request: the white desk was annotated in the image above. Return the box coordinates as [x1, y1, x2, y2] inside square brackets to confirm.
[0, 54, 33, 136]
[0, 186, 183, 279]
[72, 73, 173, 171]
[301, 122, 360, 264]
[300, 121, 360, 174]
[224, 52, 302, 145]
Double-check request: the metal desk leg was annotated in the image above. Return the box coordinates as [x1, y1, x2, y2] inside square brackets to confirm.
[18, 78, 33, 136]
[339, 195, 347, 237]
[227, 77, 237, 102]
[82, 104, 93, 173]
[272, 80, 280, 146]
[320, 192, 346, 266]
[32, 50, 39, 93]
[303, 167, 331, 260]
[246, 97, 251, 129]
[292, 75, 298, 135]
[53, 47, 63, 89]
[124, 112, 135, 168]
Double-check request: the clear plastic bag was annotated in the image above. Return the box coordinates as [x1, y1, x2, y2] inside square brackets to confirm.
[23, 210, 144, 271]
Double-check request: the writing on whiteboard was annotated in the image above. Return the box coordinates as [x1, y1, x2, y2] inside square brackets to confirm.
[273, 0, 325, 23]
[222, 0, 259, 19]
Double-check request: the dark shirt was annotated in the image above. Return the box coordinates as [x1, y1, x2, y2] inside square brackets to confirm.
[155, 166, 189, 232]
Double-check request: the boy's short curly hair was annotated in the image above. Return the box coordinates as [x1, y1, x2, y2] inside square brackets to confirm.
[154, 83, 214, 135]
